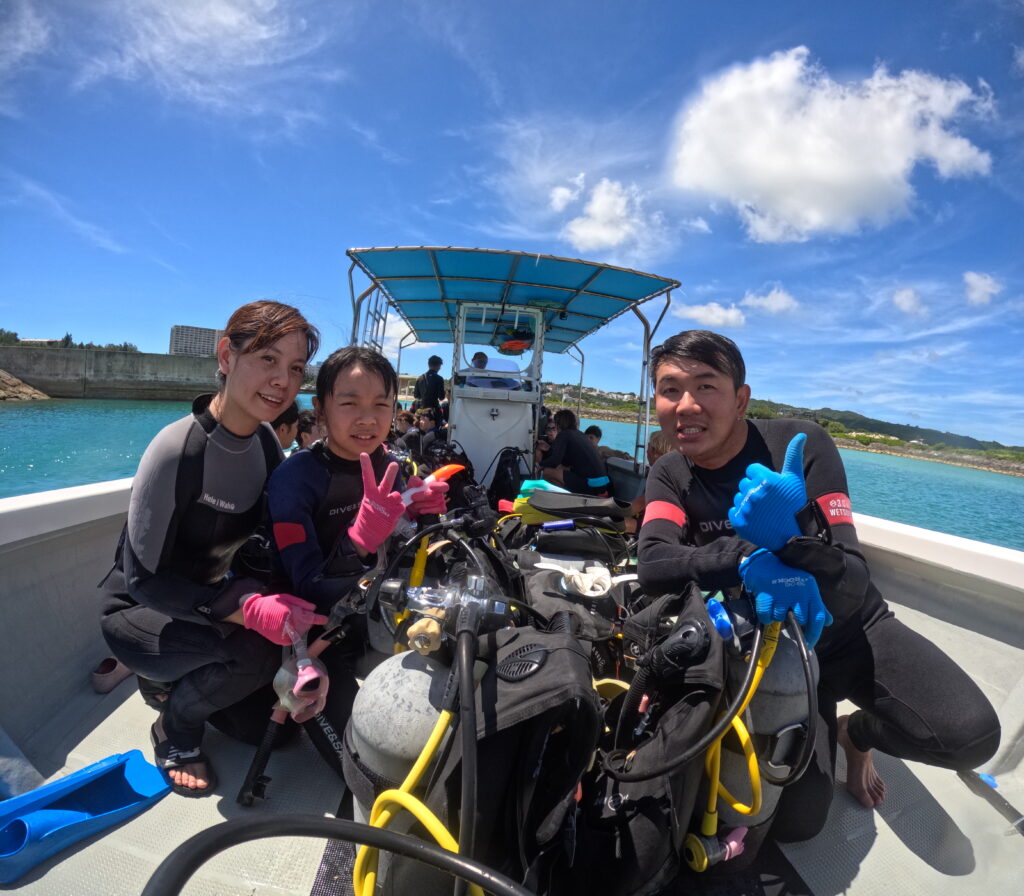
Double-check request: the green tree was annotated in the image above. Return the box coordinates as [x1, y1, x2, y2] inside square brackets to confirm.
[60, 332, 74, 348]
[0, 328, 19, 345]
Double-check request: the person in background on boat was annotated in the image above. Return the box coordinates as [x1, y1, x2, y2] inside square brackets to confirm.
[397, 407, 445, 458]
[413, 354, 446, 413]
[637, 329, 1000, 842]
[537, 409, 611, 496]
[584, 424, 633, 462]
[267, 346, 449, 739]
[623, 428, 674, 533]
[394, 410, 417, 439]
[294, 408, 319, 453]
[99, 301, 323, 797]
[270, 400, 300, 450]
[534, 418, 558, 465]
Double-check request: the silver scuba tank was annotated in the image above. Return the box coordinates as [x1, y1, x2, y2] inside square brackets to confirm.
[715, 599, 819, 829]
[348, 650, 451, 823]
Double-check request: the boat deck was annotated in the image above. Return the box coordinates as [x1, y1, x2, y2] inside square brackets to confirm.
[8, 594, 1023, 895]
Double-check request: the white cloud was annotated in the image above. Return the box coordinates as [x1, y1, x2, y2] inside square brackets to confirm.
[672, 301, 746, 328]
[963, 270, 1003, 305]
[1014, 45, 1024, 77]
[682, 216, 711, 234]
[0, 0, 51, 116]
[741, 286, 798, 313]
[3, 171, 127, 253]
[73, 0, 345, 128]
[893, 286, 927, 316]
[549, 172, 585, 212]
[563, 179, 643, 251]
[670, 46, 993, 242]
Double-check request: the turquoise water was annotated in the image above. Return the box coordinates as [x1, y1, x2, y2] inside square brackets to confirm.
[1, 400, 1020, 552]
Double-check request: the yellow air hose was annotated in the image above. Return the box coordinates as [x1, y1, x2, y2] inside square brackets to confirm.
[699, 621, 781, 835]
[352, 708, 483, 896]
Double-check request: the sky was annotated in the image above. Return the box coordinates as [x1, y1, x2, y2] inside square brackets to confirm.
[1, 0, 1022, 446]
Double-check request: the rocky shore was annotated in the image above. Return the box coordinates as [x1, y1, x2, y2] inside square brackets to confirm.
[831, 438, 1024, 478]
[0, 369, 49, 401]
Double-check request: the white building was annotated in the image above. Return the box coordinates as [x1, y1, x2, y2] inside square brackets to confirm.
[169, 325, 222, 357]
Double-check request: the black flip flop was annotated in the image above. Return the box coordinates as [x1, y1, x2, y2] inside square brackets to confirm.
[150, 721, 219, 798]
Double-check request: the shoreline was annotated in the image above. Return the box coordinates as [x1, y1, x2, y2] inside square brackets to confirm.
[570, 408, 1024, 479]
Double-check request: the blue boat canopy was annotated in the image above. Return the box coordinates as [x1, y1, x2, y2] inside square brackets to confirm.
[347, 247, 679, 354]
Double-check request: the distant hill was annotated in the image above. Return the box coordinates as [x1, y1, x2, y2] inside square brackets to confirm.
[747, 398, 1020, 452]
[542, 382, 1021, 452]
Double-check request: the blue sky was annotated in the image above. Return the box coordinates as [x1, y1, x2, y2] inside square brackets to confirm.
[1, 0, 1022, 445]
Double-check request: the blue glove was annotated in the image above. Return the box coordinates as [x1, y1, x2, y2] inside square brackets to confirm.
[729, 433, 807, 551]
[739, 548, 832, 648]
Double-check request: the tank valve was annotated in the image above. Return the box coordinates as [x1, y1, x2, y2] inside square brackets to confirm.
[683, 827, 747, 872]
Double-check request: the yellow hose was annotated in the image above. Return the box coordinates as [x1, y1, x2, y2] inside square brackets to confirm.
[353, 709, 457, 895]
[699, 622, 781, 836]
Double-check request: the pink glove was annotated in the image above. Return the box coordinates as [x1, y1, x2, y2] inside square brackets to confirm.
[405, 475, 450, 517]
[348, 453, 405, 554]
[242, 593, 328, 646]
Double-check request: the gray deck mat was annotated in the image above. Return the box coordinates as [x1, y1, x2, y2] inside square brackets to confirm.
[6, 597, 1023, 894]
[9, 679, 345, 895]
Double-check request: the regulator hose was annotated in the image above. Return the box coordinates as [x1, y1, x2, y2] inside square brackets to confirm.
[602, 625, 766, 782]
[454, 620, 479, 896]
[140, 815, 534, 896]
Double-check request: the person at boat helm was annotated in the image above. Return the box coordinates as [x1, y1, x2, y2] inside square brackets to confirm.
[266, 346, 449, 742]
[637, 330, 1000, 842]
[99, 301, 324, 797]
[537, 408, 611, 496]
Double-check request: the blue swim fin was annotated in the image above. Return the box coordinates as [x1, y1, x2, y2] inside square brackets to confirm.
[0, 749, 171, 884]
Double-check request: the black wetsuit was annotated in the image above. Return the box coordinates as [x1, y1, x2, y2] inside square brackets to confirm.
[639, 419, 1000, 839]
[540, 428, 610, 495]
[267, 443, 406, 739]
[413, 369, 445, 411]
[100, 394, 284, 751]
[396, 426, 445, 460]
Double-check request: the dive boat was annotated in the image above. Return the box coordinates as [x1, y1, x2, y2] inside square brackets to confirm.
[1, 248, 1021, 894]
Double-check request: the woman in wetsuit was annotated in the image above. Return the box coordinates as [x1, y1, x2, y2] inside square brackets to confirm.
[99, 301, 321, 796]
[537, 408, 611, 496]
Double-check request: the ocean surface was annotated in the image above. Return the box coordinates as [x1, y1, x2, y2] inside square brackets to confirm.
[1, 399, 1021, 552]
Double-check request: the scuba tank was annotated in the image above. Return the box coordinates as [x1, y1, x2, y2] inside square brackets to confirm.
[714, 598, 819, 830]
[681, 596, 820, 874]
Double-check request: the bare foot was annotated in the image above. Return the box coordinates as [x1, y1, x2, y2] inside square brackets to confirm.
[166, 762, 212, 793]
[838, 714, 885, 808]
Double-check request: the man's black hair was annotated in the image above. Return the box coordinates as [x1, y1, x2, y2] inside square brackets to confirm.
[584, 424, 602, 439]
[553, 408, 577, 431]
[316, 346, 399, 405]
[417, 408, 436, 423]
[271, 401, 300, 429]
[427, 354, 443, 367]
[296, 408, 317, 437]
[650, 330, 746, 390]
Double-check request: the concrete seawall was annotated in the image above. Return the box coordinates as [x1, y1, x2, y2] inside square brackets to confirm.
[0, 346, 217, 400]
